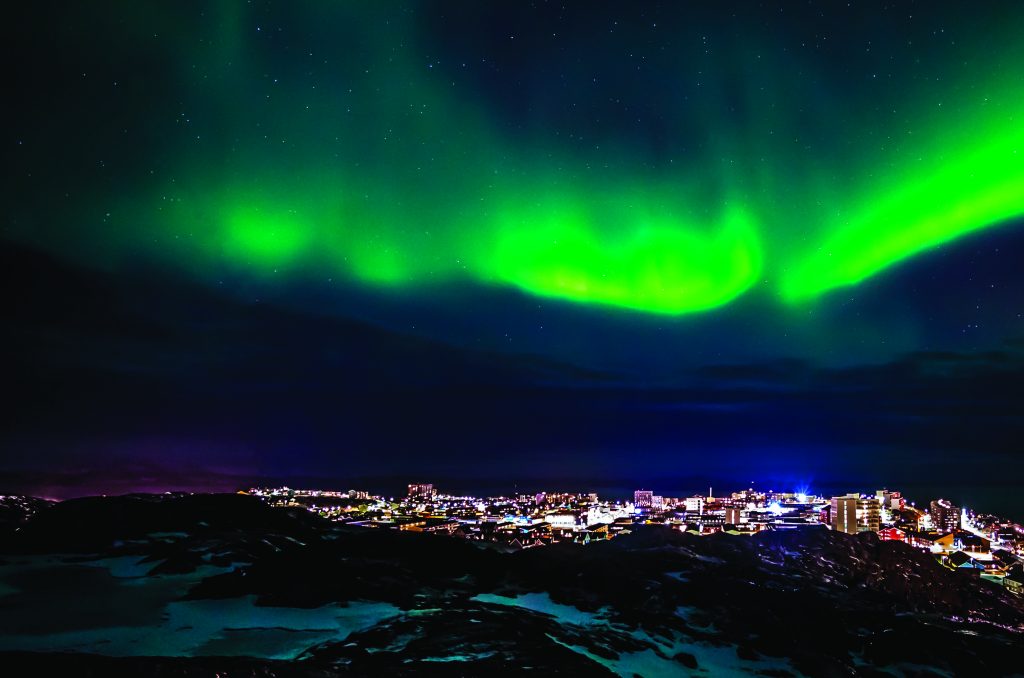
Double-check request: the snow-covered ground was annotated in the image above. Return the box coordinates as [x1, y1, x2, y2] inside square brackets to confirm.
[471, 590, 801, 676]
[0, 555, 400, 658]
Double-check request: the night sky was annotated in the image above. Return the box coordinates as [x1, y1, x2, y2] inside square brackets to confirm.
[4, 2, 1024, 513]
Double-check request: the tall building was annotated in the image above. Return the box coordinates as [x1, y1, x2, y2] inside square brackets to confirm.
[685, 496, 705, 514]
[407, 483, 435, 500]
[832, 495, 858, 534]
[725, 507, 742, 525]
[634, 489, 653, 509]
[831, 494, 881, 534]
[861, 497, 882, 532]
[930, 498, 961, 534]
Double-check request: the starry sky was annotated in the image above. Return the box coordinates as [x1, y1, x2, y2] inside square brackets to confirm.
[3, 2, 1024, 513]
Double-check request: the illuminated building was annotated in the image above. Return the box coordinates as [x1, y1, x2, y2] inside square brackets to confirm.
[875, 489, 904, 510]
[831, 494, 881, 534]
[407, 483, 435, 500]
[877, 527, 906, 541]
[546, 511, 580, 529]
[687, 513, 726, 534]
[1006, 566, 1024, 596]
[954, 532, 990, 554]
[634, 489, 653, 509]
[930, 498, 961, 534]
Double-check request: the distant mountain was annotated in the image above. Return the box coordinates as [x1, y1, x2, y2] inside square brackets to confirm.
[1, 493, 1022, 675]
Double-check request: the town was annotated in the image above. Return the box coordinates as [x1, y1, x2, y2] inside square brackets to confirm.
[247, 483, 1024, 595]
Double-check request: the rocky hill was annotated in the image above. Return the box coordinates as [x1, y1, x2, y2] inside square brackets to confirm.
[1, 493, 1022, 676]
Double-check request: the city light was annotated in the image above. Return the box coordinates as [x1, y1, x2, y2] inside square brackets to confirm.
[242, 482, 1024, 586]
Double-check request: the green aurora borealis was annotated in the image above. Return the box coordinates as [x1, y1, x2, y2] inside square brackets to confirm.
[10, 3, 1024, 315]
[7, 1, 1024, 509]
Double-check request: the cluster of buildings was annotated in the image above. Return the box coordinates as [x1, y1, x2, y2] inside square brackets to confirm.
[246, 483, 1024, 594]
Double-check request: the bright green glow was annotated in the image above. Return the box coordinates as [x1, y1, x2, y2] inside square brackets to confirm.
[488, 200, 760, 313]
[223, 203, 311, 267]
[36, 4, 1024, 316]
[781, 107, 1024, 302]
[165, 177, 761, 313]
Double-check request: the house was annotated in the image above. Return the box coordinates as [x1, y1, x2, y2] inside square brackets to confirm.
[1005, 565, 1024, 596]
[408, 517, 458, 534]
[991, 549, 1020, 572]
[904, 530, 955, 551]
[892, 507, 922, 530]
[954, 532, 991, 554]
[877, 527, 906, 542]
[945, 550, 985, 576]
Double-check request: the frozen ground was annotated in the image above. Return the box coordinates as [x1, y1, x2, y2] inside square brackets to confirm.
[0, 555, 399, 659]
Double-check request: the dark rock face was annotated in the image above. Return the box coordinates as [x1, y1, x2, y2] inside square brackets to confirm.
[9, 493, 322, 552]
[0, 496, 53, 530]
[1, 493, 1023, 676]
